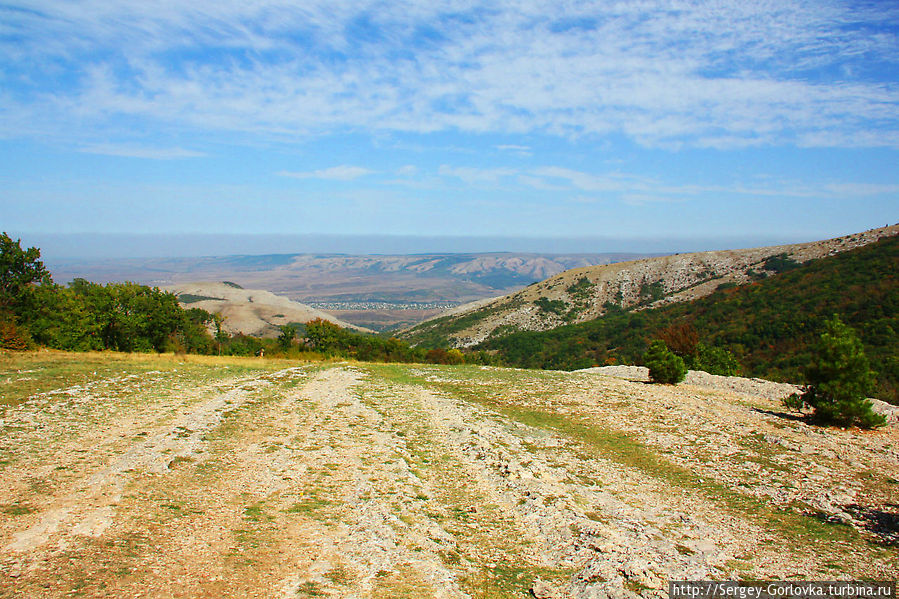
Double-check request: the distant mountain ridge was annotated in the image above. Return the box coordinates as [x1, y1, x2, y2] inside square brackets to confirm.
[50, 252, 651, 300]
[400, 225, 899, 348]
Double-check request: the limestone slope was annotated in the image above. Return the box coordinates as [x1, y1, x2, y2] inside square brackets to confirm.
[401, 225, 898, 347]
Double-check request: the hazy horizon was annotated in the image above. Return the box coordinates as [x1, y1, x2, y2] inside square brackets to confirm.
[9, 230, 853, 264]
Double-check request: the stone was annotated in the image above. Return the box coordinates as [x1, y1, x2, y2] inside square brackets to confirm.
[531, 578, 560, 598]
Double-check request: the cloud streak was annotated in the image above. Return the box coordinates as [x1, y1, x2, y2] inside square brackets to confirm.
[423, 164, 899, 202]
[78, 144, 206, 159]
[278, 166, 375, 180]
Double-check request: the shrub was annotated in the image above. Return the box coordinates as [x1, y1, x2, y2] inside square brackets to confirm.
[0, 314, 29, 350]
[640, 281, 665, 304]
[693, 343, 740, 376]
[643, 340, 687, 384]
[658, 322, 699, 359]
[446, 348, 465, 365]
[534, 297, 566, 316]
[786, 315, 885, 428]
[763, 253, 801, 274]
[278, 324, 297, 350]
[426, 347, 465, 364]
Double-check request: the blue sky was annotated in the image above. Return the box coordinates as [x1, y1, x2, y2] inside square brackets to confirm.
[2, 1, 898, 255]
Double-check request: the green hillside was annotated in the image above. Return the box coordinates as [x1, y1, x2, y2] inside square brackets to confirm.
[481, 234, 899, 403]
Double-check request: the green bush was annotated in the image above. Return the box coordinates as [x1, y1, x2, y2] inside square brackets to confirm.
[762, 253, 801, 274]
[534, 296, 566, 316]
[693, 343, 740, 376]
[789, 316, 885, 428]
[481, 235, 898, 403]
[278, 324, 297, 350]
[643, 340, 687, 384]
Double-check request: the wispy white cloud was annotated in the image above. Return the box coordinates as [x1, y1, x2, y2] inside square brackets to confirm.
[516, 174, 567, 192]
[438, 165, 517, 185]
[619, 194, 680, 206]
[78, 143, 206, 159]
[277, 165, 375, 180]
[823, 182, 899, 196]
[532, 167, 644, 192]
[1, 1, 898, 149]
[524, 166, 899, 201]
[496, 144, 532, 156]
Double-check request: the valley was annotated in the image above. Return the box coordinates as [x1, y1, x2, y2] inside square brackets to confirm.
[47, 253, 651, 331]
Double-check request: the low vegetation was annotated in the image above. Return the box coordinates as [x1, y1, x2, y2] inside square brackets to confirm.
[2, 230, 896, 413]
[481, 234, 899, 403]
[643, 340, 687, 384]
[0, 233, 493, 367]
[1, 355, 895, 598]
[1, 233, 213, 354]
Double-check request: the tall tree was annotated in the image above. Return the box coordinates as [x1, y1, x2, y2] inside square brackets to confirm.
[0, 233, 50, 310]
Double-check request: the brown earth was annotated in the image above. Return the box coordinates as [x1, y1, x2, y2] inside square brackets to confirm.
[1, 352, 896, 598]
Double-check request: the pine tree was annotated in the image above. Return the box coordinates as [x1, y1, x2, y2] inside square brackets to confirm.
[643, 340, 687, 384]
[798, 315, 884, 428]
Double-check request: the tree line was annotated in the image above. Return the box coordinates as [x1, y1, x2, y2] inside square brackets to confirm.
[2, 232, 887, 426]
[1, 233, 215, 353]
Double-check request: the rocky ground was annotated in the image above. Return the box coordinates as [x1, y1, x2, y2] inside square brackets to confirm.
[1, 352, 896, 598]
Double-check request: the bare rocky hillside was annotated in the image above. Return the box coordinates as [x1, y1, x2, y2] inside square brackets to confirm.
[402, 225, 899, 348]
[164, 282, 370, 337]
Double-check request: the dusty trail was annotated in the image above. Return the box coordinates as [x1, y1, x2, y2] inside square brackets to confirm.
[1, 360, 895, 598]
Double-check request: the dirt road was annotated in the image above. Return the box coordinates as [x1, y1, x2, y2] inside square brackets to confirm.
[1, 355, 896, 598]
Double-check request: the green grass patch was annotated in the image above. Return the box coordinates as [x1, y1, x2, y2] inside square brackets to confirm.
[243, 503, 268, 522]
[2, 502, 35, 515]
[324, 563, 353, 586]
[463, 562, 577, 598]
[176, 293, 224, 304]
[295, 581, 328, 597]
[0, 350, 306, 411]
[286, 498, 334, 514]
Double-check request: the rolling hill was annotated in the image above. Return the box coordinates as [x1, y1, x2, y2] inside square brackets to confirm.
[480, 233, 899, 403]
[400, 225, 898, 348]
[163, 282, 370, 338]
[48, 252, 653, 330]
